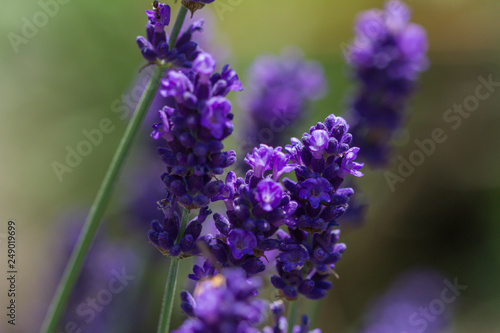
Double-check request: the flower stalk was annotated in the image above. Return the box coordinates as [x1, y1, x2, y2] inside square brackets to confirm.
[41, 5, 189, 333]
[157, 208, 190, 333]
[158, 258, 181, 332]
[41, 65, 165, 333]
[168, 6, 188, 50]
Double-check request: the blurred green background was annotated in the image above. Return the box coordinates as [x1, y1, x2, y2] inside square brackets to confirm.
[1, 0, 500, 332]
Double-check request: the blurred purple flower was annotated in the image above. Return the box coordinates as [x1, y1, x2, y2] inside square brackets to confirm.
[359, 269, 453, 333]
[227, 229, 257, 259]
[345, 0, 429, 167]
[238, 48, 327, 158]
[174, 268, 267, 333]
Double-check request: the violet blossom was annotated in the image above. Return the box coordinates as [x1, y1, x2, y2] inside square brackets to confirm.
[345, 0, 429, 167]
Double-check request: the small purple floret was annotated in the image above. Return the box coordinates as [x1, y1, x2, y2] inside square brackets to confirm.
[255, 179, 284, 212]
[227, 229, 257, 259]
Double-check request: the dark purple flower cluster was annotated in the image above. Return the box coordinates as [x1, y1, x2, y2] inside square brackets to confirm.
[148, 203, 213, 258]
[271, 228, 346, 300]
[269, 115, 363, 300]
[345, 0, 428, 167]
[151, 52, 242, 209]
[188, 259, 217, 281]
[174, 268, 267, 333]
[136, 2, 204, 67]
[284, 115, 363, 230]
[262, 301, 321, 333]
[202, 145, 297, 276]
[189, 115, 362, 300]
[238, 50, 327, 150]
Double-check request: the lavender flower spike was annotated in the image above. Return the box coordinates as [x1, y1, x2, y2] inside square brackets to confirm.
[136, 2, 205, 68]
[271, 114, 363, 300]
[151, 51, 241, 209]
[345, 0, 429, 167]
[203, 144, 297, 276]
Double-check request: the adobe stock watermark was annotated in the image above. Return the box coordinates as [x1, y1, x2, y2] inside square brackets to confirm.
[109, 65, 158, 122]
[7, 0, 71, 54]
[405, 277, 466, 333]
[51, 66, 157, 182]
[385, 74, 500, 192]
[59, 267, 135, 333]
[213, 0, 245, 21]
[51, 119, 116, 182]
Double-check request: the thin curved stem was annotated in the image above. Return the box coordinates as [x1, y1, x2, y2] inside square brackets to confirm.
[157, 209, 190, 333]
[169, 6, 188, 50]
[42, 5, 190, 333]
[157, 258, 181, 333]
[41, 66, 166, 333]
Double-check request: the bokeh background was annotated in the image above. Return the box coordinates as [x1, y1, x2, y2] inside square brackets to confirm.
[1, 0, 500, 332]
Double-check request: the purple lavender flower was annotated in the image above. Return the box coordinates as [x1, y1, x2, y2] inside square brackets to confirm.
[143, 8, 232, 124]
[271, 227, 345, 300]
[227, 229, 257, 259]
[339, 147, 364, 178]
[263, 301, 321, 333]
[345, 0, 429, 167]
[148, 204, 214, 257]
[245, 144, 296, 181]
[269, 114, 362, 300]
[151, 52, 241, 209]
[359, 269, 452, 333]
[284, 115, 363, 229]
[174, 268, 267, 333]
[255, 178, 284, 212]
[189, 259, 217, 281]
[298, 178, 332, 210]
[244, 144, 275, 178]
[276, 245, 309, 272]
[199, 145, 297, 276]
[306, 130, 330, 160]
[200, 97, 233, 139]
[136, 2, 204, 67]
[238, 49, 327, 156]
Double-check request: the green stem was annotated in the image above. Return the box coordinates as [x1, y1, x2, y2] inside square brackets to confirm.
[169, 6, 188, 50]
[157, 258, 180, 333]
[287, 300, 299, 333]
[41, 65, 166, 333]
[157, 209, 190, 333]
[42, 6, 189, 333]
[41, 67, 165, 333]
